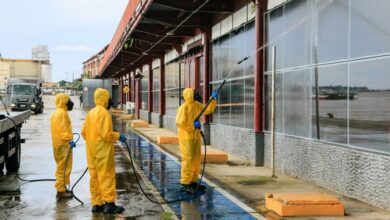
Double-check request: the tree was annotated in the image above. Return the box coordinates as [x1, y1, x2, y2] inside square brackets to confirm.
[59, 80, 67, 87]
[72, 80, 82, 91]
[81, 72, 92, 79]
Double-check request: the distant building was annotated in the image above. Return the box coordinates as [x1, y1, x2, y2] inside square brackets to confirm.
[83, 45, 108, 78]
[0, 45, 52, 89]
[32, 45, 50, 61]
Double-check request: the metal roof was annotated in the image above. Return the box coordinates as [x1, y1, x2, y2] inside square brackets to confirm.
[98, 0, 235, 78]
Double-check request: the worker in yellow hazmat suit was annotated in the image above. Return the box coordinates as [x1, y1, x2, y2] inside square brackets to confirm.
[50, 93, 75, 199]
[81, 88, 126, 214]
[176, 88, 218, 193]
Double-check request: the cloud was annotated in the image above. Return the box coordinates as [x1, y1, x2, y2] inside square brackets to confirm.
[55, 0, 128, 22]
[53, 45, 96, 53]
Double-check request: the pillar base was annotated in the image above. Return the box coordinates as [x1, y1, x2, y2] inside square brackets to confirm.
[159, 115, 164, 128]
[148, 112, 152, 124]
[255, 132, 265, 166]
[202, 124, 211, 145]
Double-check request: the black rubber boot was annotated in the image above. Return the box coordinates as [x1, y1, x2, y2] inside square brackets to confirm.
[103, 202, 125, 214]
[180, 184, 195, 194]
[92, 204, 104, 213]
[190, 182, 207, 191]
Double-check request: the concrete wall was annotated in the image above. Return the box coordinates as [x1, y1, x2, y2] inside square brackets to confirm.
[150, 112, 160, 127]
[11, 61, 40, 79]
[0, 62, 10, 89]
[210, 123, 257, 164]
[163, 115, 177, 133]
[264, 132, 390, 210]
[140, 109, 148, 122]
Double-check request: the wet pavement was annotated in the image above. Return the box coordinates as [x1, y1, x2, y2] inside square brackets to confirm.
[121, 131, 262, 219]
[0, 96, 164, 219]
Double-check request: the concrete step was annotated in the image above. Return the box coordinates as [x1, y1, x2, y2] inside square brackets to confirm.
[130, 120, 149, 128]
[111, 109, 124, 114]
[157, 136, 178, 144]
[119, 114, 134, 120]
[201, 146, 228, 164]
[265, 193, 344, 217]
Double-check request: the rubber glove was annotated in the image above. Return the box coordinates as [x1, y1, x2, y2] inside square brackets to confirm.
[211, 91, 218, 99]
[119, 133, 127, 143]
[194, 120, 201, 129]
[69, 141, 76, 148]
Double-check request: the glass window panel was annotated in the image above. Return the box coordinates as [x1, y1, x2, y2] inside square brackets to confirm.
[165, 62, 180, 89]
[217, 82, 231, 125]
[211, 83, 220, 124]
[153, 91, 159, 113]
[199, 84, 204, 104]
[140, 70, 149, 111]
[200, 57, 204, 84]
[351, 0, 390, 58]
[219, 35, 231, 80]
[265, 6, 284, 71]
[284, 69, 311, 137]
[244, 77, 254, 129]
[265, 73, 284, 133]
[152, 67, 161, 113]
[349, 58, 390, 152]
[230, 27, 246, 78]
[212, 41, 219, 82]
[153, 68, 160, 91]
[315, 0, 348, 63]
[230, 79, 245, 128]
[180, 62, 185, 87]
[284, 0, 311, 68]
[245, 22, 255, 77]
[312, 64, 348, 144]
[165, 89, 180, 116]
[141, 70, 149, 92]
[244, 22, 255, 129]
[141, 91, 148, 110]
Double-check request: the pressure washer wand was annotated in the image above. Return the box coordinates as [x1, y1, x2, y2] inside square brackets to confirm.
[194, 56, 249, 122]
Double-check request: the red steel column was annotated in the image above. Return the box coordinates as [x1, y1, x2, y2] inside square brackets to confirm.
[203, 31, 211, 123]
[255, 0, 265, 132]
[148, 64, 153, 113]
[159, 56, 165, 115]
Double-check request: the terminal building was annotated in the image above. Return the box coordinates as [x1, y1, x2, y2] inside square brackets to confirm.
[86, 0, 390, 211]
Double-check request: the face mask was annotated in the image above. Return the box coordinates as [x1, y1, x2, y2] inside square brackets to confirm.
[194, 91, 202, 103]
[66, 99, 74, 111]
[106, 98, 113, 110]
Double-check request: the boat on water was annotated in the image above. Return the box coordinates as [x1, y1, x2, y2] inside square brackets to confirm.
[313, 90, 357, 100]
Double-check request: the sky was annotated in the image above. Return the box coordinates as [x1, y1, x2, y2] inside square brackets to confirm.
[0, 0, 128, 82]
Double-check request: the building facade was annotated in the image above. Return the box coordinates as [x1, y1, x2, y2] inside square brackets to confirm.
[83, 45, 108, 78]
[96, 0, 390, 211]
[263, 0, 390, 210]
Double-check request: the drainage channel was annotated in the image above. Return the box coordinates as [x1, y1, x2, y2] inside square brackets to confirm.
[123, 130, 263, 219]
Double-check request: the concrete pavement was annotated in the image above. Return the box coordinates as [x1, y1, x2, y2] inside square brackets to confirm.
[0, 95, 165, 219]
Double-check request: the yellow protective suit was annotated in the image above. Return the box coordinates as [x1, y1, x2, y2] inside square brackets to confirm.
[50, 93, 73, 192]
[81, 88, 120, 206]
[176, 88, 217, 185]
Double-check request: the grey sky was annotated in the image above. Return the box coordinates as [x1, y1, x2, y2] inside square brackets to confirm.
[0, 0, 128, 82]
